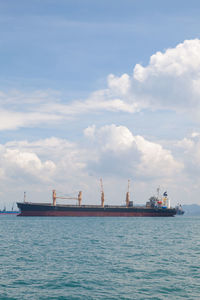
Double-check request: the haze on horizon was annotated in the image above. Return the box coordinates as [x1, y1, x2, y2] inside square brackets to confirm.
[0, 0, 200, 208]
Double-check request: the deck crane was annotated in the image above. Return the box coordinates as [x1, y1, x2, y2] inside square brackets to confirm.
[126, 180, 130, 207]
[52, 190, 82, 206]
[100, 178, 105, 207]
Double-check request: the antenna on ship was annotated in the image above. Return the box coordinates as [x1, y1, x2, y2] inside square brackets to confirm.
[100, 178, 105, 208]
[126, 179, 130, 207]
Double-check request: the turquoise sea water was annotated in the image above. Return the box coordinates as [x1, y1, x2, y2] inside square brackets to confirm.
[0, 216, 199, 299]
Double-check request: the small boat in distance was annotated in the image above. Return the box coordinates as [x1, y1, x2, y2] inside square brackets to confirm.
[17, 181, 177, 217]
[0, 203, 19, 215]
[0, 210, 19, 215]
[0, 207, 19, 215]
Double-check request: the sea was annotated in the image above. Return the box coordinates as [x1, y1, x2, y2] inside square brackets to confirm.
[0, 216, 199, 300]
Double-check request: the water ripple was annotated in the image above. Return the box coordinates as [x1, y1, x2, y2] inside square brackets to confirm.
[0, 216, 199, 299]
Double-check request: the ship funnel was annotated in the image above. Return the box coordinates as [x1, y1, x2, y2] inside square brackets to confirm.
[52, 190, 56, 206]
[78, 191, 82, 206]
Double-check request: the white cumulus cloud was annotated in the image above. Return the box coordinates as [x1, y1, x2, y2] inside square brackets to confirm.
[134, 39, 200, 81]
[1, 39, 200, 132]
[84, 124, 183, 179]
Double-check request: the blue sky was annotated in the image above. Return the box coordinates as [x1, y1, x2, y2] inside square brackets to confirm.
[1, 0, 200, 93]
[1, 0, 200, 207]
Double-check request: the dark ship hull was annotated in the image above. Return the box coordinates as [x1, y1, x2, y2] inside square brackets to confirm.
[17, 202, 177, 217]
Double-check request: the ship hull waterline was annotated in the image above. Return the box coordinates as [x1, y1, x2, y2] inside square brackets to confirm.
[17, 203, 177, 217]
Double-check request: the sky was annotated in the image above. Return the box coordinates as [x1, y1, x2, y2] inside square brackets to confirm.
[1, 0, 200, 208]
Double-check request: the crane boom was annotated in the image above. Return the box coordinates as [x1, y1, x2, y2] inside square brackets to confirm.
[52, 190, 82, 206]
[126, 179, 130, 207]
[100, 178, 105, 207]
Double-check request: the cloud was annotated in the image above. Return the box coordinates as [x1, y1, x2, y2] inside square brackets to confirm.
[83, 125, 200, 204]
[176, 133, 200, 172]
[0, 90, 62, 130]
[0, 109, 61, 130]
[0, 89, 136, 131]
[2, 124, 181, 185]
[134, 39, 200, 81]
[2, 124, 200, 206]
[65, 38, 200, 117]
[0, 147, 56, 183]
[107, 73, 131, 96]
[84, 124, 183, 179]
[0, 126, 186, 205]
[0, 136, 98, 206]
[1, 138, 86, 183]
[106, 39, 200, 114]
[1, 38, 200, 131]
[1, 39, 200, 206]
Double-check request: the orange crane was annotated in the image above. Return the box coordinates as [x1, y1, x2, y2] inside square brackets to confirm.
[52, 190, 82, 206]
[126, 179, 130, 207]
[100, 178, 105, 207]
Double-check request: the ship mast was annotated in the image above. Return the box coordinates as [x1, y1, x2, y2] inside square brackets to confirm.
[100, 178, 104, 207]
[126, 179, 130, 207]
[24, 191, 26, 203]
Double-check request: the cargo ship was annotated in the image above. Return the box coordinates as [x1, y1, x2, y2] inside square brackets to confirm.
[17, 181, 177, 217]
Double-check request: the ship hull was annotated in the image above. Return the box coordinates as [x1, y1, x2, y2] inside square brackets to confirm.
[17, 202, 177, 217]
